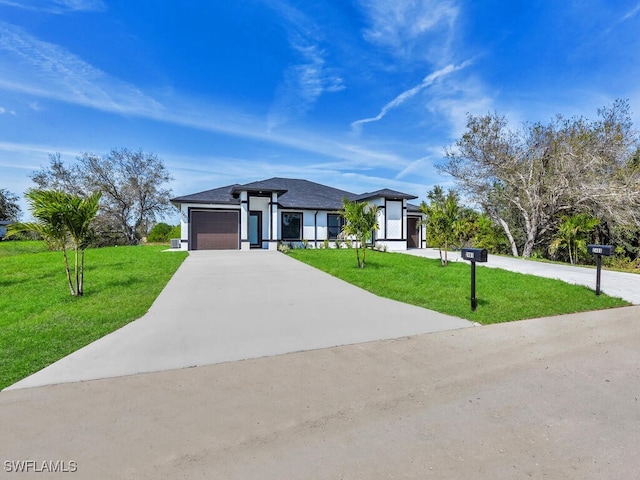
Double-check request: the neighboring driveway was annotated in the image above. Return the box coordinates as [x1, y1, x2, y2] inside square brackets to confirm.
[404, 248, 640, 305]
[7, 251, 472, 390]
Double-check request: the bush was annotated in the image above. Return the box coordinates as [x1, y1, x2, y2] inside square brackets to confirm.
[169, 224, 181, 239]
[278, 241, 291, 253]
[147, 222, 173, 243]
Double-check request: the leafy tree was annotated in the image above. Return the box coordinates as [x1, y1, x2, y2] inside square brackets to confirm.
[31, 148, 174, 245]
[549, 213, 599, 264]
[0, 188, 21, 221]
[439, 100, 639, 257]
[473, 213, 510, 254]
[169, 224, 181, 240]
[419, 186, 461, 266]
[9, 189, 101, 296]
[339, 198, 379, 269]
[147, 222, 173, 243]
[453, 207, 481, 249]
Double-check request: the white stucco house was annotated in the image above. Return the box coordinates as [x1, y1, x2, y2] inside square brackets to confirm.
[170, 177, 426, 251]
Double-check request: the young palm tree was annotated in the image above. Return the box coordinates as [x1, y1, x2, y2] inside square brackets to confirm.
[339, 198, 379, 268]
[9, 189, 100, 296]
[59, 191, 101, 295]
[550, 213, 599, 265]
[419, 186, 461, 266]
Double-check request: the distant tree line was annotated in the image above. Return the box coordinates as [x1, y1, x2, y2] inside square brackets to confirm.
[426, 99, 640, 266]
[0, 188, 21, 222]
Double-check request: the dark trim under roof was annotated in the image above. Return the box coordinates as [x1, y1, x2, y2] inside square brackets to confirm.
[172, 177, 418, 210]
[170, 184, 241, 205]
[353, 189, 418, 201]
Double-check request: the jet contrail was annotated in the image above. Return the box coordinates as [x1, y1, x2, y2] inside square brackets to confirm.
[351, 60, 472, 131]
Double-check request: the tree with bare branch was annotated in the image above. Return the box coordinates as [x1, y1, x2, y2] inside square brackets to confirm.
[31, 148, 174, 245]
[439, 100, 639, 257]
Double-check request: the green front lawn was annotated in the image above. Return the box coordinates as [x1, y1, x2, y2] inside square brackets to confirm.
[0, 242, 187, 389]
[288, 249, 628, 324]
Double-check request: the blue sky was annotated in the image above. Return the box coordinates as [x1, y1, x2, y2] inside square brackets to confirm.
[1, 0, 639, 221]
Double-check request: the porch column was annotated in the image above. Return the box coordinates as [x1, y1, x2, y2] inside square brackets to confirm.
[240, 191, 250, 251]
[269, 192, 279, 250]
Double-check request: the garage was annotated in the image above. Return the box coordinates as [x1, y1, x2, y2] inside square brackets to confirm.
[191, 210, 239, 250]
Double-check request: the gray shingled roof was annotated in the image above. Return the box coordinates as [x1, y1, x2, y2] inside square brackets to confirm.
[171, 184, 241, 205]
[353, 189, 418, 201]
[171, 177, 418, 210]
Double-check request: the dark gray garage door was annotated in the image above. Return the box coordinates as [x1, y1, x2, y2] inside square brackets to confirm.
[191, 211, 239, 250]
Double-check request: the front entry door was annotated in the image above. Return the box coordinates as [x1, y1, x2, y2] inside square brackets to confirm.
[249, 211, 262, 248]
[407, 217, 419, 248]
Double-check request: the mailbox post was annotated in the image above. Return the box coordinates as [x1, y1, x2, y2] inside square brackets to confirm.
[587, 245, 614, 295]
[461, 248, 488, 311]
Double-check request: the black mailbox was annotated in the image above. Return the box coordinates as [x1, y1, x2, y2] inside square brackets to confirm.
[461, 248, 488, 263]
[587, 245, 614, 257]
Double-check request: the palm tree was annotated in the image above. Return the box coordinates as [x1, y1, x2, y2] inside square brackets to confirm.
[550, 213, 599, 265]
[419, 186, 461, 266]
[339, 198, 379, 268]
[9, 189, 100, 295]
[59, 191, 101, 295]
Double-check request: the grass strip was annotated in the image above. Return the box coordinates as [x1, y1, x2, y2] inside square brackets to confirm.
[288, 249, 628, 324]
[0, 242, 187, 389]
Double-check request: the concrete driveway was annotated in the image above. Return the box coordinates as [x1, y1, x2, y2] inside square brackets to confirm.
[404, 248, 640, 304]
[7, 250, 472, 390]
[3, 249, 640, 478]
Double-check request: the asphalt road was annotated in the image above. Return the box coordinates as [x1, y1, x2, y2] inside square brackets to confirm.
[1, 305, 639, 479]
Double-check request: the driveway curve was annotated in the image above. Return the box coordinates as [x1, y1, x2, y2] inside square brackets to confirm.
[8, 251, 472, 390]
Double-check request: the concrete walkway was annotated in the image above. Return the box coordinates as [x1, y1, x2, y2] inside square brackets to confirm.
[7, 251, 472, 390]
[403, 248, 640, 305]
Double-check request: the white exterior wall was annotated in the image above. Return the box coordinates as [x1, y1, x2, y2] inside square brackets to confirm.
[385, 200, 403, 240]
[179, 204, 189, 249]
[316, 211, 328, 243]
[302, 211, 316, 241]
[177, 192, 423, 252]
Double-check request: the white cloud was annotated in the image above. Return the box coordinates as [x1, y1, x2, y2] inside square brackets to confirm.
[264, 0, 345, 130]
[358, 0, 459, 62]
[0, 22, 162, 116]
[267, 42, 344, 131]
[0, 19, 416, 179]
[0, 0, 105, 13]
